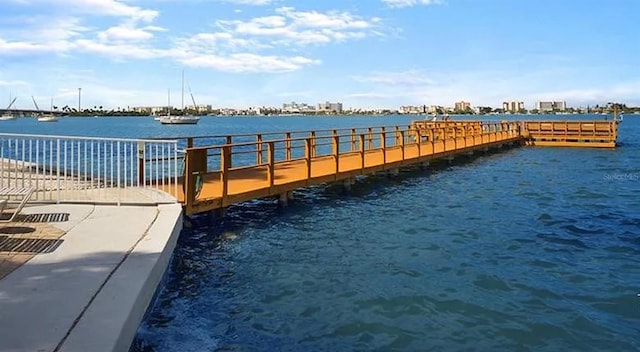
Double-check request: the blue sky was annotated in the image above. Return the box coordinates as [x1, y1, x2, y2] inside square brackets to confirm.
[0, 0, 638, 110]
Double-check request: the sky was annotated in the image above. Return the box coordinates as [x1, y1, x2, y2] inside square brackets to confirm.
[0, 0, 639, 110]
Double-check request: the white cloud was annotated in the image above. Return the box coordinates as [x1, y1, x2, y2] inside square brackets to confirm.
[352, 70, 437, 86]
[0, 4, 379, 73]
[214, 7, 381, 46]
[0, 38, 58, 55]
[74, 39, 163, 60]
[381, 0, 442, 8]
[10, 0, 158, 21]
[180, 53, 319, 73]
[97, 25, 158, 42]
[0, 79, 29, 87]
[215, 0, 277, 5]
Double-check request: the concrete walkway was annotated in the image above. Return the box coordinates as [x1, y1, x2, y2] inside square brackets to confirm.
[0, 203, 183, 352]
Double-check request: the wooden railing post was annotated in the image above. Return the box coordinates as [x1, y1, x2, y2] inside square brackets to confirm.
[332, 135, 340, 174]
[285, 132, 292, 160]
[367, 128, 373, 150]
[394, 126, 400, 146]
[220, 146, 230, 206]
[184, 149, 195, 207]
[267, 142, 275, 187]
[380, 128, 386, 164]
[359, 134, 365, 170]
[417, 129, 422, 156]
[256, 134, 263, 164]
[350, 128, 356, 152]
[310, 131, 316, 157]
[226, 136, 232, 145]
[400, 130, 405, 160]
[305, 138, 312, 179]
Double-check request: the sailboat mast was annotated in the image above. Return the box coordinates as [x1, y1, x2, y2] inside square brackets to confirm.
[168, 88, 171, 117]
[181, 70, 184, 111]
[31, 96, 40, 111]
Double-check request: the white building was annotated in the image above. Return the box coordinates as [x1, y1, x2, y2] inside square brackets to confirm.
[399, 105, 426, 114]
[132, 106, 168, 115]
[536, 101, 567, 112]
[317, 101, 343, 114]
[186, 104, 212, 113]
[502, 101, 524, 113]
[282, 102, 316, 113]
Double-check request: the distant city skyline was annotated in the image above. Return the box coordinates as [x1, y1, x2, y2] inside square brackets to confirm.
[1, 0, 639, 110]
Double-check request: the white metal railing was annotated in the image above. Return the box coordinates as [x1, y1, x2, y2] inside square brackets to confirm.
[0, 133, 180, 205]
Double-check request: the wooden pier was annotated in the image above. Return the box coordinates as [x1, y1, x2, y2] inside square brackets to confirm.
[522, 120, 617, 148]
[162, 119, 618, 216]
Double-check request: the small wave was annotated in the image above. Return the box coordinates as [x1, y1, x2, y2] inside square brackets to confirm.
[537, 232, 590, 249]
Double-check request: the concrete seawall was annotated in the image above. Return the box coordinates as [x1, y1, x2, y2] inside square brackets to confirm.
[0, 203, 183, 352]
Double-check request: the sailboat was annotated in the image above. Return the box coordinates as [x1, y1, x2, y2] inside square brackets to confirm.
[159, 71, 200, 125]
[0, 94, 18, 121]
[33, 96, 58, 122]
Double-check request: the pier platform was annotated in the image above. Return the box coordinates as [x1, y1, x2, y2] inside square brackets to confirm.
[0, 203, 182, 352]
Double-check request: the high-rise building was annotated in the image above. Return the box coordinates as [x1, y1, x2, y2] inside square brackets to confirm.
[454, 101, 471, 111]
[317, 101, 343, 114]
[502, 101, 524, 113]
[536, 101, 566, 112]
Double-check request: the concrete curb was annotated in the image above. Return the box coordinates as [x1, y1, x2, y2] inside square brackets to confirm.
[58, 204, 183, 352]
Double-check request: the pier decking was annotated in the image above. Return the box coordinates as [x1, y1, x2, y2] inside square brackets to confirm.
[168, 119, 618, 216]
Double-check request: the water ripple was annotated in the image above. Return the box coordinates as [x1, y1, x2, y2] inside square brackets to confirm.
[132, 118, 640, 352]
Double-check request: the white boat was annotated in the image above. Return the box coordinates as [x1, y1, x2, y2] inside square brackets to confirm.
[0, 113, 17, 121]
[33, 96, 58, 122]
[159, 70, 200, 125]
[37, 113, 58, 122]
[159, 115, 200, 124]
[1, 96, 18, 121]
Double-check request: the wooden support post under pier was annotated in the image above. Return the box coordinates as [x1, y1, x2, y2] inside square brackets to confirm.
[278, 191, 294, 207]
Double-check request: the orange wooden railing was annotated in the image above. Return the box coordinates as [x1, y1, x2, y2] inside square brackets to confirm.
[180, 121, 521, 214]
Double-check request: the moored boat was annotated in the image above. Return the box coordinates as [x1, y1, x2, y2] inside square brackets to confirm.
[37, 113, 58, 122]
[159, 115, 200, 124]
[0, 112, 17, 121]
[159, 70, 200, 125]
[1, 95, 18, 121]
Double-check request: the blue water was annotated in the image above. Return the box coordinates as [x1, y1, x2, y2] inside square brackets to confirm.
[5, 115, 639, 351]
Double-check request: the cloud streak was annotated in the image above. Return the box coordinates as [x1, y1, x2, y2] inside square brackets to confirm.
[0, 4, 380, 73]
[381, 0, 442, 8]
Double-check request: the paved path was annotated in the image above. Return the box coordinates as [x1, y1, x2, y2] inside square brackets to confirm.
[0, 203, 183, 352]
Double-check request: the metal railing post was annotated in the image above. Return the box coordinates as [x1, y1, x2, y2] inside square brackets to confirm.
[137, 141, 145, 186]
[56, 139, 60, 203]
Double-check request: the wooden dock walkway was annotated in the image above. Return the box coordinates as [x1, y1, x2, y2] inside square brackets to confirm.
[158, 119, 618, 216]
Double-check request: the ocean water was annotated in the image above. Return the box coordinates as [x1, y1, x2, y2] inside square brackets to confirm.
[6, 115, 638, 351]
[126, 115, 639, 351]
